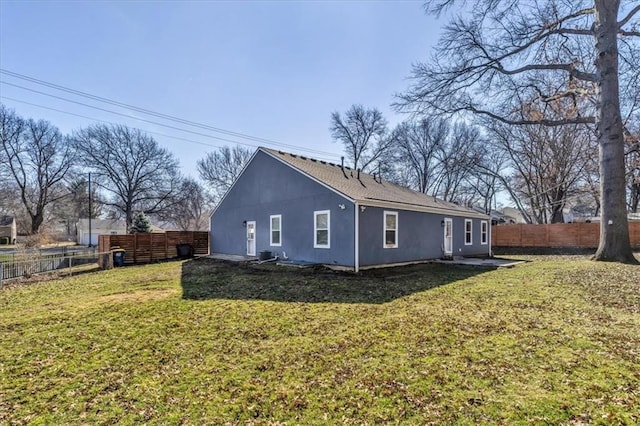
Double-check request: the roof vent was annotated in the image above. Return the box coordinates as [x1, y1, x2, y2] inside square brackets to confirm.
[278, 150, 285, 155]
[300, 156, 307, 160]
[311, 158, 317, 162]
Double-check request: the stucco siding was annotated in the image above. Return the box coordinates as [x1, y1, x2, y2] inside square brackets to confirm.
[210, 151, 355, 266]
[358, 207, 489, 266]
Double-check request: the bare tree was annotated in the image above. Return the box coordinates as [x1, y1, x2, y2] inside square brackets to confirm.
[433, 122, 481, 203]
[51, 176, 104, 238]
[163, 177, 210, 231]
[390, 117, 448, 193]
[72, 124, 182, 228]
[626, 127, 640, 212]
[1, 106, 73, 234]
[488, 119, 593, 224]
[396, 1, 640, 262]
[197, 145, 252, 203]
[330, 105, 389, 172]
[467, 142, 508, 215]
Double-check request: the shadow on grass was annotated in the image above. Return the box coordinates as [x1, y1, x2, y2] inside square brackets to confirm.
[181, 257, 490, 304]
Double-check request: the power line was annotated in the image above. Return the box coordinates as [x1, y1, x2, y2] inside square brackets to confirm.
[0, 95, 341, 163]
[0, 80, 342, 160]
[0, 68, 341, 159]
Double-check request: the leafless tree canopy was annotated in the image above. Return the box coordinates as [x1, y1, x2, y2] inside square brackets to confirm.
[390, 117, 449, 194]
[387, 118, 487, 206]
[51, 176, 104, 238]
[0, 105, 73, 234]
[396, 0, 640, 262]
[330, 105, 389, 172]
[197, 145, 252, 203]
[72, 124, 182, 228]
[487, 120, 594, 224]
[163, 177, 210, 231]
[626, 127, 640, 212]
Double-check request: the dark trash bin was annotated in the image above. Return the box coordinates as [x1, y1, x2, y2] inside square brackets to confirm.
[112, 248, 126, 267]
[176, 243, 194, 259]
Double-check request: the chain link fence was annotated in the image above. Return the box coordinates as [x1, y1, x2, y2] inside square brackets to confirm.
[0, 248, 104, 287]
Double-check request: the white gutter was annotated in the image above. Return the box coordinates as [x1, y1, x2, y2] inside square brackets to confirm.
[354, 202, 359, 273]
[359, 200, 489, 220]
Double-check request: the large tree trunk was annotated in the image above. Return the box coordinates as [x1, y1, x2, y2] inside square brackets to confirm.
[593, 0, 637, 263]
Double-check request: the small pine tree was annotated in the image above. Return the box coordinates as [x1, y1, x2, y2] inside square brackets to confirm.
[129, 212, 152, 234]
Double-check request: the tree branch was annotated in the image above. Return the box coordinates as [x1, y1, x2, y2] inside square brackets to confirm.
[494, 63, 596, 81]
[618, 5, 640, 29]
[466, 105, 595, 126]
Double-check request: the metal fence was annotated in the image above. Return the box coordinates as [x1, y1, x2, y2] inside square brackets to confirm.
[0, 248, 101, 287]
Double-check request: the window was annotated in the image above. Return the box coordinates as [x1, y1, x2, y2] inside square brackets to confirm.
[314, 210, 330, 248]
[270, 215, 281, 246]
[481, 220, 488, 245]
[465, 219, 473, 245]
[384, 211, 398, 248]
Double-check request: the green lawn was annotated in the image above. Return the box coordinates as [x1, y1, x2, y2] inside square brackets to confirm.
[1, 256, 639, 424]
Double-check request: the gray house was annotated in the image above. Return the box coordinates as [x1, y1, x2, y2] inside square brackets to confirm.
[0, 215, 17, 245]
[210, 148, 491, 271]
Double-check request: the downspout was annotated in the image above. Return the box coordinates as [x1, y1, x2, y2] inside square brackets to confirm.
[488, 217, 493, 257]
[354, 202, 359, 273]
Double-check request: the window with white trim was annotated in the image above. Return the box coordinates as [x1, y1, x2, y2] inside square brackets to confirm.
[465, 219, 473, 245]
[384, 211, 398, 248]
[481, 220, 488, 245]
[314, 210, 330, 248]
[270, 214, 281, 246]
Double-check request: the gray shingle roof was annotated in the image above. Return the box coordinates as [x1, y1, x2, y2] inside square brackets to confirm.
[261, 148, 487, 218]
[0, 215, 15, 226]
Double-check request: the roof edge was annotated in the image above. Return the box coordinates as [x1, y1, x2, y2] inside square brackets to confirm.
[260, 148, 355, 203]
[359, 199, 490, 219]
[209, 148, 262, 219]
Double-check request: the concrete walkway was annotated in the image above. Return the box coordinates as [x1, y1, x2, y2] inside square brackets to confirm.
[208, 253, 256, 262]
[434, 257, 525, 268]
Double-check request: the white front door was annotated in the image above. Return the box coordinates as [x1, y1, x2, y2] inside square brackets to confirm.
[246, 221, 256, 256]
[443, 218, 453, 256]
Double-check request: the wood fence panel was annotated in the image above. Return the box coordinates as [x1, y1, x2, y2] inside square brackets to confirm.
[631, 223, 640, 248]
[97, 231, 209, 265]
[520, 224, 546, 247]
[492, 222, 640, 248]
[578, 223, 600, 247]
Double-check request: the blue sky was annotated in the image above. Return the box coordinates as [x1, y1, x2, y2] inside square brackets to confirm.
[0, 0, 442, 177]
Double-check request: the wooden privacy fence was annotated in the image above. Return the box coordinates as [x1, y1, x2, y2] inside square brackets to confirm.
[98, 231, 209, 265]
[491, 222, 640, 248]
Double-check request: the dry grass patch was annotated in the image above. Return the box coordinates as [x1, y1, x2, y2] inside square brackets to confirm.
[0, 256, 638, 424]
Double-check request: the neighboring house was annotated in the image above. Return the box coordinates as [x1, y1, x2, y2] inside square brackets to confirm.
[573, 213, 640, 223]
[0, 215, 17, 244]
[76, 219, 127, 245]
[472, 207, 517, 226]
[210, 148, 491, 271]
[500, 207, 527, 224]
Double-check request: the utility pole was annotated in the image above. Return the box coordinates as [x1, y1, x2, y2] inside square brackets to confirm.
[88, 172, 92, 247]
